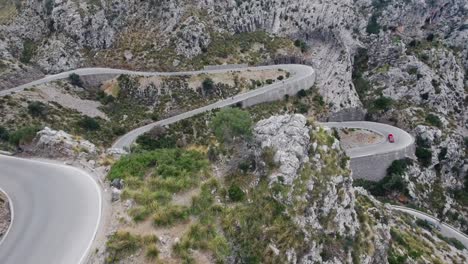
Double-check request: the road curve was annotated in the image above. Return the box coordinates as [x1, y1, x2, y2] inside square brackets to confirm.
[111, 64, 314, 149]
[391, 205, 468, 249]
[0, 155, 101, 264]
[0, 64, 313, 97]
[321, 121, 415, 158]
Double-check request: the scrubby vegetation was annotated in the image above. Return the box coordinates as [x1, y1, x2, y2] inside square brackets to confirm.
[105, 231, 158, 263]
[108, 149, 209, 222]
[354, 158, 412, 197]
[210, 108, 252, 144]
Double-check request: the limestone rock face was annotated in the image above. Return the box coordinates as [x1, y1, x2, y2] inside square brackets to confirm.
[30, 127, 97, 159]
[174, 16, 211, 59]
[254, 114, 310, 185]
[253, 115, 360, 261]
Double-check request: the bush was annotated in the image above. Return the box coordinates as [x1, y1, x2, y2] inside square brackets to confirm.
[294, 39, 308, 52]
[0, 126, 9, 141]
[136, 133, 176, 150]
[373, 96, 393, 111]
[228, 185, 245, 202]
[106, 231, 142, 263]
[68, 73, 83, 87]
[27, 101, 48, 118]
[153, 206, 190, 226]
[425, 113, 442, 128]
[415, 219, 433, 231]
[9, 126, 40, 146]
[416, 147, 432, 167]
[96, 90, 114, 105]
[146, 244, 159, 260]
[387, 158, 412, 176]
[297, 89, 307, 98]
[277, 75, 284, 81]
[202, 78, 215, 92]
[20, 39, 37, 64]
[210, 108, 252, 144]
[78, 116, 100, 131]
[366, 15, 381, 34]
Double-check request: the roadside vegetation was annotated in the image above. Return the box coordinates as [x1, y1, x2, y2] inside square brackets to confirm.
[354, 158, 412, 197]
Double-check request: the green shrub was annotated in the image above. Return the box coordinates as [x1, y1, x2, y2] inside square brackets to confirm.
[228, 185, 245, 202]
[297, 89, 307, 98]
[9, 126, 40, 146]
[277, 75, 284, 81]
[447, 237, 466, 250]
[105, 231, 142, 263]
[366, 15, 381, 35]
[27, 101, 48, 118]
[262, 147, 277, 171]
[202, 78, 215, 92]
[425, 113, 442, 128]
[373, 96, 393, 111]
[416, 147, 432, 167]
[0, 126, 9, 141]
[387, 158, 412, 176]
[20, 39, 37, 64]
[294, 39, 308, 52]
[415, 219, 433, 231]
[210, 108, 252, 144]
[145, 244, 159, 260]
[77, 116, 100, 131]
[153, 206, 190, 226]
[136, 134, 177, 150]
[68, 73, 83, 87]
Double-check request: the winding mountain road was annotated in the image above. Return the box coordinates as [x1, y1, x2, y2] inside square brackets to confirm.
[0, 63, 467, 263]
[0, 155, 101, 264]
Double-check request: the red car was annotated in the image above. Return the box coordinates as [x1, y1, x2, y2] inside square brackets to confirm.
[388, 133, 395, 143]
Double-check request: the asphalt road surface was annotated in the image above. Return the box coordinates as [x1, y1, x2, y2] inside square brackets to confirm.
[0, 155, 101, 264]
[321, 121, 415, 158]
[391, 205, 468, 249]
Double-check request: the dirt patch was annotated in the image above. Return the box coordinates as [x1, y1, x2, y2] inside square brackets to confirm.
[18, 83, 108, 119]
[338, 128, 384, 150]
[0, 191, 11, 240]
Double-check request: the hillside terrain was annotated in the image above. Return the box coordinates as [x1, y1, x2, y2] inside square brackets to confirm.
[0, 0, 467, 263]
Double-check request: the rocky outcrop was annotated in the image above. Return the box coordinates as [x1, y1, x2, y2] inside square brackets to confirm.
[254, 114, 310, 185]
[29, 127, 97, 159]
[0, 192, 10, 241]
[253, 115, 359, 261]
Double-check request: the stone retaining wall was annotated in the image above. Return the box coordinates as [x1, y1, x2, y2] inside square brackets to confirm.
[203, 64, 248, 70]
[80, 73, 119, 88]
[350, 143, 416, 181]
[241, 72, 316, 107]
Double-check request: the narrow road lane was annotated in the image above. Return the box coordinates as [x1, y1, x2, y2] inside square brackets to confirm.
[0, 156, 101, 264]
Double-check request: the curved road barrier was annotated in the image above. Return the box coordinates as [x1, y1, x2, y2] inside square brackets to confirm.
[322, 122, 415, 181]
[0, 155, 101, 264]
[391, 205, 468, 249]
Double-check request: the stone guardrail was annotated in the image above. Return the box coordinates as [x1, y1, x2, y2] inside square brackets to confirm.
[203, 64, 248, 71]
